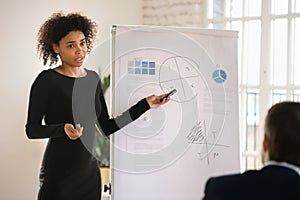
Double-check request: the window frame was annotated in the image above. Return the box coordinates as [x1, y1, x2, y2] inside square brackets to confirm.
[207, 0, 300, 171]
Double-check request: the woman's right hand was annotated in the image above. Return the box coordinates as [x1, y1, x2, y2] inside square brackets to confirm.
[64, 123, 83, 140]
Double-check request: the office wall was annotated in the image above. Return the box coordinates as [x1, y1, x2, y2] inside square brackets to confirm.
[0, 0, 142, 199]
[142, 0, 207, 27]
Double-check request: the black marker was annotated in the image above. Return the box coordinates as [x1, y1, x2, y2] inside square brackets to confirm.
[160, 89, 177, 102]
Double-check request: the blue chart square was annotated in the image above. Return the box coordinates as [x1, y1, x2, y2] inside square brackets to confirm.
[128, 67, 134, 74]
[142, 68, 148, 74]
[149, 62, 155, 68]
[135, 68, 141, 74]
[135, 61, 141, 67]
[142, 61, 148, 68]
[149, 69, 155, 75]
[128, 60, 134, 67]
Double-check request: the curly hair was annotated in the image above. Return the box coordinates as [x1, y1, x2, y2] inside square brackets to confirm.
[37, 12, 97, 66]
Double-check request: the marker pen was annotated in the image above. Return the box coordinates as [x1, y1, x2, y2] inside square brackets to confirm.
[160, 89, 177, 102]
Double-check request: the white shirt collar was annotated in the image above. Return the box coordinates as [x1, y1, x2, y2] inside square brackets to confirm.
[264, 161, 300, 175]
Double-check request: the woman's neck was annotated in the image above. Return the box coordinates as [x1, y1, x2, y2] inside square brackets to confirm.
[54, 65, 86, 78]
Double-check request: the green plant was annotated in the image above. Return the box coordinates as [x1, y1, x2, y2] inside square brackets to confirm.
[94, 132, 110, 167]
[101, 75, 110, 94]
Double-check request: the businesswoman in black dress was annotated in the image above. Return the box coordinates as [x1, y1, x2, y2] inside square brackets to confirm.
[25, 12, 170, 200]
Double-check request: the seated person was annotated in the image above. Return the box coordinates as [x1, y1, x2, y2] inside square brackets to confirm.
[202, 101, 300, 200]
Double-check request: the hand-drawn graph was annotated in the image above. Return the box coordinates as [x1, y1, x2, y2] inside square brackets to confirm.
[186, 119, 230, 165]
[115, 50, 229, 162]
[159, 56, 202, 103]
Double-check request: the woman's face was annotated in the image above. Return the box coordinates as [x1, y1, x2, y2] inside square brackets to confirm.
[53, 30, 87, 68]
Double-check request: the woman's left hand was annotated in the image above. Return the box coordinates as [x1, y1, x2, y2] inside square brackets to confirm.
[146, 94, 171, 108]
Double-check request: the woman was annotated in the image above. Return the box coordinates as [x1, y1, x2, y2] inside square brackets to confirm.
[25, 12, 170, 200]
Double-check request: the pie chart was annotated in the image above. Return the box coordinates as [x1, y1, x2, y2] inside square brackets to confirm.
[212, 69, 227, 83]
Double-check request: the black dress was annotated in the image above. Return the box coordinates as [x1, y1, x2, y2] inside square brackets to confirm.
[25, 69, 150, 200]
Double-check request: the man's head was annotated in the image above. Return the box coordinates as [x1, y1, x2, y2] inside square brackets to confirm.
[263, 101, 300, 166]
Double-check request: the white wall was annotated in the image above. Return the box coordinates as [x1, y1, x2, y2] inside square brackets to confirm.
[0, 0, 142, 199]
[142, 0, 207, 27]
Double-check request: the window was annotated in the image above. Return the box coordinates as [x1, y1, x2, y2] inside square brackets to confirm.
[208, 0, 300, 171]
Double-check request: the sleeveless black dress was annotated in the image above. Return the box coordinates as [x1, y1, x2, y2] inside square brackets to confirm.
[25, 69, 150, 200]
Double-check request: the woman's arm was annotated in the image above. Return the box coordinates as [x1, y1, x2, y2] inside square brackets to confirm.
[25, 72, 65, 139]
[95, 81, 170, 136]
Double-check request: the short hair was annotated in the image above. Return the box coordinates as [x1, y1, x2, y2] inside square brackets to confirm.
[264, 101, 300, 166]
[37, 12, 97, 66]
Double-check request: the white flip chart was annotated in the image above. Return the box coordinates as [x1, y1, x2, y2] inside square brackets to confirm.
[110, 25, 240, 200]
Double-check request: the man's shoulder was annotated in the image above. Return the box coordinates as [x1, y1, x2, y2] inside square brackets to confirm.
[206, 169, 262, 189]
[203, 168, 300, 200]
[206, 166, 300, 192]
[210, 170, 258, 180]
